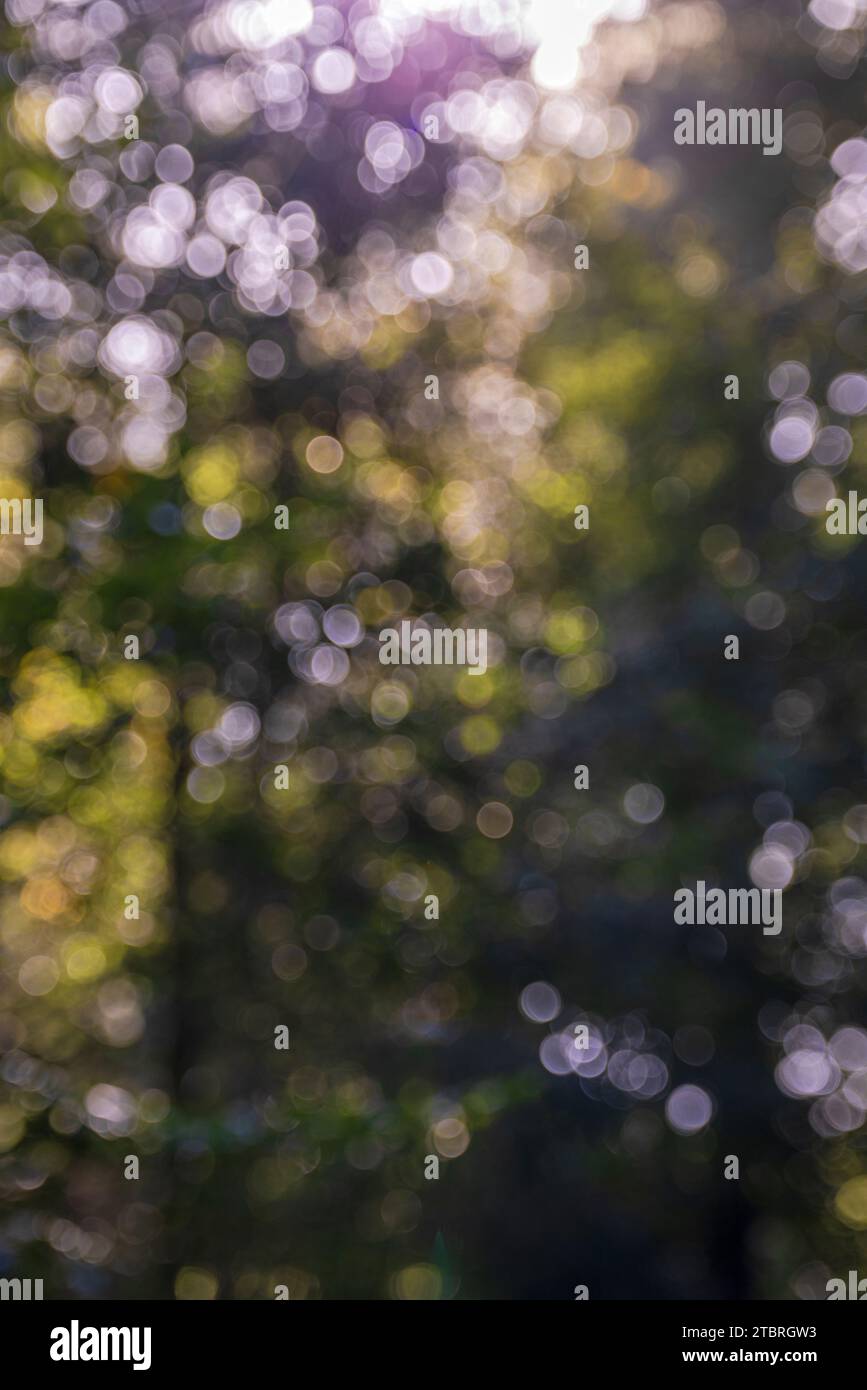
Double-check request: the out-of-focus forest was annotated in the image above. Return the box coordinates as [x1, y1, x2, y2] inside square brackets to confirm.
[2, 0, 867, 1300]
